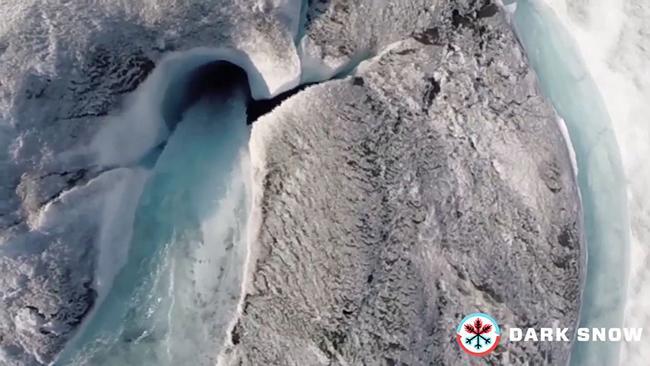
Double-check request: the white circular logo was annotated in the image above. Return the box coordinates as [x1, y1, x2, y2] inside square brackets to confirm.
[456, 313, 501, 357]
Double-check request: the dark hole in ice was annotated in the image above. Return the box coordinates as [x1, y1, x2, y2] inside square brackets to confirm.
[160, 60, 317, 133]
[143, 60, 319, 167]
[160, 60, 250, 132]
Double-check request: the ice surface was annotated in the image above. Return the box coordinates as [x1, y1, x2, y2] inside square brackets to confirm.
[0, 1, 592, 364]
[253, 0, 304, 39]
[93, 169, 150, 300]
[496, 0, 518, 15]
[0, 168, 142, 365]
[555, 115, 578, 176]
[296, 0, 437, 83]
[221, 8, 583, 362]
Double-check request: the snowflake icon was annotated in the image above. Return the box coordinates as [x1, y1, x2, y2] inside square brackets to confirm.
[464, 318, 493, 349]
[455, 313, 501, 357]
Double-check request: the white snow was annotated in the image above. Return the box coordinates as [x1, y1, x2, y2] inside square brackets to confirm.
[298, 36, 346, 83]
[555, 115, 578, 176]
[21, 168, 150, 313]
[0, 0, 308, 363]
[33, 170, 138, 234]
[298, 36, 375, 83]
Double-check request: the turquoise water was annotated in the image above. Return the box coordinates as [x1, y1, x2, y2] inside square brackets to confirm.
[56, 95, 250, 365]
[513, 1, 630, 365]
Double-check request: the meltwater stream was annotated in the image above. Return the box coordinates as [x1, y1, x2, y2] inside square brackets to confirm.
[55, 95, 251, 365]
[512, 1, 630, 365]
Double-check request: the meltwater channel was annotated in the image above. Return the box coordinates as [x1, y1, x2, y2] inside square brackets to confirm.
[52, 2, 631, 365]
[512, 1, 630, 365]
[55, 94, 251, 365]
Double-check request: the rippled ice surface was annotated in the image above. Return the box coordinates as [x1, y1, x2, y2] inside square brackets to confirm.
[513, 1, 630, 365]
[55, 96, 251, 365]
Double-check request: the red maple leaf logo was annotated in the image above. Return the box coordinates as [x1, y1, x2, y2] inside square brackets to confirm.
[464, 318, 492, 335]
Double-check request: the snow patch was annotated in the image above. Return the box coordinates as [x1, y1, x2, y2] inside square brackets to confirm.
[297, 36, 346, 83]
[33, 170, 136, 234]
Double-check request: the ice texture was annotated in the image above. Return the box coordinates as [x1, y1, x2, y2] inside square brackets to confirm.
[219, 2, 582, 364]
[0, 0, 587, 365]
[297, 0, 438, 82]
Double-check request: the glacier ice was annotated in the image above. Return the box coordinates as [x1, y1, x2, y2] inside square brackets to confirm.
[0, 0, 604, 364]
[220, 2, 583, 363]
[534, 1, 650, 364]
[55, 96, 251, 365]
[513, 1, 633, 365]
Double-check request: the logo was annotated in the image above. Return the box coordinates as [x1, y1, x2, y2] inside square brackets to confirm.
[456, 313, 501, 357]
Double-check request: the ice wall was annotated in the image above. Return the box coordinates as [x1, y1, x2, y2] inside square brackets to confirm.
[535, 1, 650, 364]
[512, 1, 631, 365]
[55, 96, 251, 365]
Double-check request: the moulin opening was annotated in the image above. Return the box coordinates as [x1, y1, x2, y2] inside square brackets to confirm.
[160, 60, 313, 134]
[160, 61, 250, 132]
